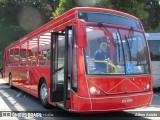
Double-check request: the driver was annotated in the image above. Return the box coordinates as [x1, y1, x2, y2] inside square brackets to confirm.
[94, 42, 110, 73]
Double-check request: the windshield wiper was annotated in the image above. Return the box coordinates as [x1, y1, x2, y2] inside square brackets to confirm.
[115, 32, 121, 62]
[124, 35, 132, 61]
[127, 27, 134, 48]
[98, 23, 117, 47]
[128, 27, 134, 36]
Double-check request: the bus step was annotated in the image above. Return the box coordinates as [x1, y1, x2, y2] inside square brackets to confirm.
[56, 101, 64, 108]
[56, 101, 70, 111]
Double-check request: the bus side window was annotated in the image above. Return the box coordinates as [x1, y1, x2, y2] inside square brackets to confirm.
[38, 54, 43, 65]
[20, 49, 26, 66]
[148, 40, 160, 61]
[45, 51, 50, 66]
[9, 49, 14, 66]
[28, 56, 32, 66]
[28, 52, 36, 66]
[31, 55, 36, 66]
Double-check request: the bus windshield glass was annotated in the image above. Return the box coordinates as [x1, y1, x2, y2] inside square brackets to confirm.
[78, 12, 142, 29]
[84, 25, 149, 75]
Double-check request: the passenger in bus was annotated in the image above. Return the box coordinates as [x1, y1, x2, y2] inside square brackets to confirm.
[94, 43, 110, 73]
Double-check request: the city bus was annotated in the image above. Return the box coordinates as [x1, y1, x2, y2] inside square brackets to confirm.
[3, 7, 152, 112]
[146, 33, 160, 88]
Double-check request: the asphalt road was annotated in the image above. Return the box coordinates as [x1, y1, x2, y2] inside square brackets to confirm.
[0, 78, 160, 120]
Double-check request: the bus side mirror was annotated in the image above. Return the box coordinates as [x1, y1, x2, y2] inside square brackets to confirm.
[75, 19, 87, 48]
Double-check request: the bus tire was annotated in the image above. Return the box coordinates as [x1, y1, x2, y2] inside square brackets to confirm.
[39, 81, 50, 108]
[9, 74, 13, 89]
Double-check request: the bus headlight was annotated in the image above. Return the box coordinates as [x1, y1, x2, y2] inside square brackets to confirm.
[89, 87, 101, 95]
[88, 81, 106, 96]
[144, 84, 150, 91]
[90, 87, 97, 94]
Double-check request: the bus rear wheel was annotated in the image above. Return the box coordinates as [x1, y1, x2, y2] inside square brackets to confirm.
[39, 81, 50, 108]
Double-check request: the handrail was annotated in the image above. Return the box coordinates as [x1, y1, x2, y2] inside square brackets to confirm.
[52, 66, 64, 78]
[95, 60, 117, 73]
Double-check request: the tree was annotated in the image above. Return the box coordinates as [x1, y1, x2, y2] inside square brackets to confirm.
[0, 0, 55, 66]
[52, 0, 160, 31]
[146, 0, 160, 31]
[95, 0, 151, 30]
[52, 0, 78, 18]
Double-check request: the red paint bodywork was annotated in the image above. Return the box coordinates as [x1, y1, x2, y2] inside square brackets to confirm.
[3, 7, 152, 113]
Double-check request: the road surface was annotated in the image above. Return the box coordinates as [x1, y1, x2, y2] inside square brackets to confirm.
[0, 78, 160, 120]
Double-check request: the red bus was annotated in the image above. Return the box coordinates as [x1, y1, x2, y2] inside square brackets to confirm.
[3, 7, 152, 112]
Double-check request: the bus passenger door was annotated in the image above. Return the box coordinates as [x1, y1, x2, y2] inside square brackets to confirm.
[50, 26, 73, 108]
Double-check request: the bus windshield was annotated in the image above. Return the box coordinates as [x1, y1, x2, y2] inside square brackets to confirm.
[84, 25, 149, 75]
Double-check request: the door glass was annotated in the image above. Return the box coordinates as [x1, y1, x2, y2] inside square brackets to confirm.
[57, 35, 65, 82]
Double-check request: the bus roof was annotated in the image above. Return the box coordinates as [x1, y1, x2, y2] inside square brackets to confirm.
[145, 33, 160, 40]
[5, 7, 140, 50]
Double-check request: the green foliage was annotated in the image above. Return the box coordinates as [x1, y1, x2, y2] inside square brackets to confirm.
[52, 0, 160, 31]
[96, 0, 151, 30]
[95, 0, 113, 8]
[146, 0, 160, 31]
[52, 0, 78, 18]
[0, 0, 53, 66]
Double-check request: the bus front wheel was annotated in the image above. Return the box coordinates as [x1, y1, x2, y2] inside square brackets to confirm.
[39, 81, 50, 108]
